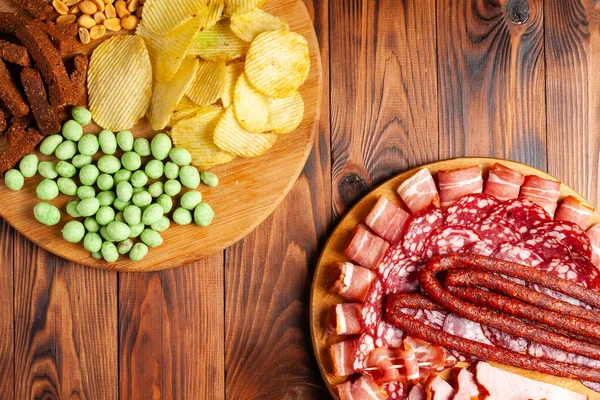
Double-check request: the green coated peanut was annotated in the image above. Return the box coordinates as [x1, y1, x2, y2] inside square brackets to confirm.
[150, 216, 170, 232]
[97, 174, 114, 191]
[36, 178, 59, 200]
[80, 164, 99, 186]
[128, 222, 144, 238]
[115, 212, 125, 223]
[129, 242, 148, 261]
[169, 147, 191, 166]
[133, 138, 151, 156]
[194, 203, 214, 227]
[5, 169, 24, 190]
[62, 220, 85, 243]
[99, 226, 114, 242]
[38, 161, 58, 179]
[40, 134, 63, 155]
[99, 130, 117, 155]
[91, 251, 103, 260]
[112, 198, 131, 211]
[84, 217, 101, 233]
[77, 197, 100, 217]
[101, 241, 119, 262]
[132, 186, 144, 194]
[107, 220, 130, 242]
[201, 171, 219, 187]
[98, 155, 121, 174]
[117, 130, 134, 151]
[140, 228, 163, 248]
[156, 194, 173, 213]
[179, 165, 200, 189]
[33, 202, 61, 226]
[66, 201, 81, 218]
[173, 207, 192, 225]
[72, 154, 92, 168]
[96, 206, 115, 225]
[118, 239, 134, 255]
[164, 162, 179, 180]
[113, 169, 132, 184]
[71, 107, 92, 125]
[164, 179, 181, 196]
[57, 177, 77, 195]
[150, 133, 172, 160]
[180, 190, 202, 210]
[96, 190, 116, 206]
[121, 151, 141, 171]
[116, 181, 133, 202]
[56, 161, 76, 178]
[142, 203, 163, 225]
[123, 204, 142, 225]
[62, 120, 83, 141]
[147, 181, 163, 197]
[78, 134, 99, 156]
[132, 191, 152, 207]
[83, 232, 102, 252]
[77, 185, 95, 199]
[55, 140, 77, 160]
[144, 159, 163, 179]
[19, 154, 38, 178]
[130, 170, 148, 187]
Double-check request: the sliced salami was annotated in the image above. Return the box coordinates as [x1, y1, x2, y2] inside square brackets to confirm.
[487, 198, 551, 234]
[378, 243, 421, 294]
[383, 381, 406, 400]
[375, 320, 405, 348]
[445, 193, 500, 226]
[442, 314, 493, 362]
[492, 242, 544, 268]
[481, 325, 528, 352]
[530, 258, 592, 307]
[475, 214, 521, 247]
[362, 279, 384, 335]
[402, 207, 444, 259]
[400, 308, 446, 331]
[524, 236, 572, 262]
[422, 226, 480, 259]
[353, 332, 377, 371]
[526, 220, 592, 259]
[463, 241, 496, 257]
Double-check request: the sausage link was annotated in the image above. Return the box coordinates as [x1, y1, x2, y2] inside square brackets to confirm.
[383, 294, 445, 311]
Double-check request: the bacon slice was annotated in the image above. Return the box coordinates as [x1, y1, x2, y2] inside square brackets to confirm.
[349, 376, 388, 400]
[424, 374, 455, 400]
[329, 303, 363, 336]
[408, 383, 426, 400]
[404, 336, 446, 374]
[365, 196, 410, 244]
[587, 224, 600, 268]
[344, 224, 390, 270]
[328, 261, 376, 302]
[555, 196, 594, 230]
[330, 339, 357, 377]
[452, 368, 479, 400]
[519, 175, 561, 217]
[397, 168, 440, 214]
[484, 163, 525, 201]
[366, 347, 402, 384]
[438, 166, 483, 208]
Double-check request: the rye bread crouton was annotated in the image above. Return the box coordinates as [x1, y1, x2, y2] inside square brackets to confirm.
[0, 39, 32, 67]
[21, 67, 61, 135]
[0, 59, 29, 117]
[0, 122, 43, 174]
[9, 0, 55, 21]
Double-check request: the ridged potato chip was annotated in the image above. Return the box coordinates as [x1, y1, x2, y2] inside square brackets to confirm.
[200, 0, 225, 30]
[175, 96, 199, 111]
[136, 14, 202, 83]
[224, 0, 265, 15]
[142, 0, 207, 35]
[221, 62, 244, 107]
[213, 107, 277, 157]
[188, 19, 249, 61]
[187, 60, 227, 106]
[245, 30, 310, 98]
[147, 58, 199, 130]
[171, 107, 203, 124]
[230, 8, 289, 42]
[88, 36, 152, 131]
[170, 107, 236, 169]
[268, 91, 304, 134]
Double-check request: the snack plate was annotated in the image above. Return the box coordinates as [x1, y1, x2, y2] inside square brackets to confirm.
[310, 157, 600, 399]
[0, 0, 322, 272]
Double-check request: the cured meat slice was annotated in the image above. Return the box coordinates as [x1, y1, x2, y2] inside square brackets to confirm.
[481, 325, 528, 352]
[366, 347, 402, 384]
[327, 262, 376, 302]
[492, 242, 543, 287]
[408, 383, 426, 400]
[329, 303, 363, 335]
[354, 332, 376, 371]
[402, 208, 444, 259]
[484, 163, 525, 201]
[442, 314, 493, 362]
[365, 195, 411, 243]
[519, 175, 561, 217]
[397, 168, 440, 214]
[530, 258, 592, 307]
[424, 375, 454, 400]
[383, 256, 422, 294]
[587, 224, 600, 268]
[474, 214, 521, 247]
[329, 339, 357, 376]
[344, 224, 390, 270]
[445, 193, 499, 226]
[555, 196, 594, 229]
[335, 375, 388, 400]
[452, 368, 479, 400]
[383, 381, 406, 400]
[404, 336, 447, 374]
[400, 308, 446, 331]
[524, 236, 571, 262]
[526, 220, 591, 258]
[463, 241, 496, 256]
[362, 279, 384, 335]
[487, 198, 551, 234]
[374, 320, 404, 348]
[438, 166, 483, 208]
[474, 362, 587, 400]
[422, 226, 480, 259]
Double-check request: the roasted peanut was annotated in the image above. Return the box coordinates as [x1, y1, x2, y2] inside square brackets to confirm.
[78, 27, 91, 44]
[52, 0, 69, 14]
[57, 14, 77, 24]
[120, 14, 139, 30]
[77, 14, 97, 29]
[65, 0, 81, 6]
[126, 0, 139, 12]
[104, 3, 116, 18]
[115, 0, 130, 18]
[91, 0, 105, 12]
[69, 4, 80, 13]
[79, 0, 97, 14]
[90, 24, 107, 39]
[135, 5, 142, 17]
[93, 11, 106, 23]
[103, 17, 121, 31]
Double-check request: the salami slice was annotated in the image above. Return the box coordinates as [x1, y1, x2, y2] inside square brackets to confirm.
[445, 193, 500, 226]
[492, 242, 544, 267]
[530, 258, 592, 307]
[463, 241, 496, 257]
[526, 220, 592, 259]
[524, 236, 572, 262]
[353, 332, 376, 371]
[378, 243, 421, 294]
[375, 320, 405, 348]
[422, 226, 480, 259]
[383, 381, 406, 400]
[475, 214, 521, 247]
[481, 325, 529, 352]
[402, 207, 444, 259]
[362, 279, 384, 335]
[487, 198, 551, 234]
[400, 308, 446, 331]
[442, 314, 493, 362]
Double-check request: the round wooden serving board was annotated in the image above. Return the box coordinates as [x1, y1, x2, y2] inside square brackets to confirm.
[0, 0, 322, 272]
[310, 157, 600, 399]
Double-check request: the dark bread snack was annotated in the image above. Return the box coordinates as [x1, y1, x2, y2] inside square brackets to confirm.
[0, 12, 29, 33]
[41, 22, 78, 55]
[68, 54, 88, 106]
[6, 114, 32, 145]
[21, 67, 61, 135]
[0, 108, 6, 134]
[0, 121, 43, 174]
[0, 59, 29, 116]
[0, 39, 32, 67]
[8, 0, 55, 21]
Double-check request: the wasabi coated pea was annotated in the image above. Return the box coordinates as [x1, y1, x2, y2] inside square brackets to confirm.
[121, 151, 141, 171]
[115, 212, 125, 223]
[5, 169, 24, 190]
[132, 190, 152, 207]
[40, 134, 63, 155]
[201, 171, 219, 187]
[101, 242, 119, 262]
[128, 222, 144, 238]
[164, 179, 181, 196]
[107, 220, 130, 242]
[84, 217, 101, 233]
[55, 140, 77, 160]
[38, 161, 58, 179]
[194, 203, 214, 227]
[129, 242, 148, 261]
[80, 164, 100, 185]
[130, 170, 148, 187]
[96, 190, 116, 206]
[144, 159, 163, 179]
[62, 220, 85, 243]
[96, 206, 115, 225]
[118, 239, 134, 255]
[19, 154, 38, 178]
[71, 107, 92, 125]
[36, 179, 59, 200]
[173, 207, 192, 225]
[116, 181, 133, 202]
[77, 197, 100, 217]
[72, 154, 92, 168]
[142, 203, 164, 225]
[179, 165, 200, 189]
[99, 130, 117, 155]
[77, 185, 95, 199]
[180, 190, 202, 210]
[33, 202, 61, 226]
[150, 216, 170, 232]
[123, 204, 142, 225]
[169, 147, 191, 166]
[133, 137, 151, 156]
[57, 177, 77, 195]
[156, 194, 173, 213]
[62, 120, 83, 141]
[132, 186, 144, 194]
[66, 201, 81, 218]
[117, 130, 134, 151]
[113, 169, 132, 184]
[97, 174, 114, 191]
[98, 155, 121, 174]
[148, 181, 163, 197]
[83, 232, 102, 253]
[91, 251, 103, 260]
[151, 133, 172, 160]
[78, 134, 99, 156]
[100, 226, 114, 242]
[164, 162, 179, 180]
[56, 161, 76, 178]
[141, 228, 163, 248]
[112, 198, 131, 211]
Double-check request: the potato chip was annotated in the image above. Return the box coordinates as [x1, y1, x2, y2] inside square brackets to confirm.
[88, 35, 152, 131]
[213, 107, 277, 157]
[170, 106, 236, 169]
[221, 62, 244, 107]
[186, 60, 227, 106]
[136, 14, 202, 83]
[147, 57, 199, 130]
[268, 91, 304, 134]
[224, 0, 265, 15]
[188, 19, 250, 61]
[171, 107, 203, 124]
[200, 0, 225, 30]
[245, 30, 310, 98]
[230, 8, 289, 42]
[175, 96, 199, 112]
[142, 0, 207, 35]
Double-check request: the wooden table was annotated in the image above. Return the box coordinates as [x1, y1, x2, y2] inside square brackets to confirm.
[1, 0, 599, 398]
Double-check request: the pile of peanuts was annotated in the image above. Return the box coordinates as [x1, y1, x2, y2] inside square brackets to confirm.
[52, 0, 143, 44]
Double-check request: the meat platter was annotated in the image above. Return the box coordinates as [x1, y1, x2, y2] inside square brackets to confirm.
[310, 158, 600, 399]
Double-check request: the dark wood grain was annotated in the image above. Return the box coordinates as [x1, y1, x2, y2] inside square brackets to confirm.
[437, 0, 546, 167]
[0, 220, 14, 399]
[329, 0, 439, 217]
[545, 0, 600, 202]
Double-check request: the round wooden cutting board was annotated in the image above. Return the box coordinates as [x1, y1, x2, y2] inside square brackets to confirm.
[310, 157, 600, 399]
[0, 0, 322, 271]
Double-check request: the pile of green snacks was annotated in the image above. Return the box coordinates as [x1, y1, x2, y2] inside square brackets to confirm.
[4, 107, 219, 263]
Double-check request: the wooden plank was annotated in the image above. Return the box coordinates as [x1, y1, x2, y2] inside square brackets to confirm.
[119, 254, 225, 399]
[0, 220, 14, 399]
[437, 0, 546, 167]
[545, 0, 600, 203]
[329, 0, 439, 218]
